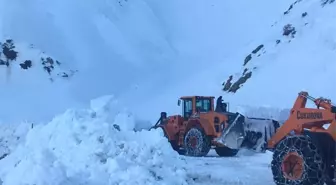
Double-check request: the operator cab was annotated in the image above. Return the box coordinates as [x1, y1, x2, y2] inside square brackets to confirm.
[178, 96, 214, 120]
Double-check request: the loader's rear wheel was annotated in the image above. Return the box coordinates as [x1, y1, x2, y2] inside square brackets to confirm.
[184, 126, 211, 157]
[215, 146, 239, 157]
[271, 135, 326, 185]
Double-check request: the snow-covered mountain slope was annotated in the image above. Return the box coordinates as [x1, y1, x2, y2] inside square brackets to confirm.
[221, 0, 336, 110]
[0, 0, 294, 124]
[118, 0, 298, 122]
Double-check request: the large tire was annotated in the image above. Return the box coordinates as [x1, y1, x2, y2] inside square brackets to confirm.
[215, 146, 239, 157]
[271, 135, 326, 185]
[184, 126, 211, 157]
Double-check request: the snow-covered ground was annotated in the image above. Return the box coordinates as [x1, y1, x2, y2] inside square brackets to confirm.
[186, 150, 274, 185]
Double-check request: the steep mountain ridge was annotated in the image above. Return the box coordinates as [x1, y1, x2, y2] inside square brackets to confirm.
[222, 0, 336, 109]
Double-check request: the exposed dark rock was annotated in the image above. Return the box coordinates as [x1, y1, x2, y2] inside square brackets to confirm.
[222, 75, 233, 91]
[252, 44, 264, 54]
[227, 71, 252, 93]
[113, 124, 121, 131]
[0, 153, 8, 160]
[2, 39, 18, 61]
[243, 68, 248, 75]
[284, 4, 293, 15]
[283, 24, 296, 38]
[20, 60, 32, 70]
[302, 12, 308, 17]
[41, 57, 60, 75]
[0, 39, 19, 67]
[284, 0, 303, 15]
[244, 54, 252, 66]
[321, 0, 335, 6]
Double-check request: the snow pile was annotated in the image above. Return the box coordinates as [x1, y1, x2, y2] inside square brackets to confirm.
[234, 106, 290, 123]
[0, 122, 32, 160]
[0, 96, 188, 185]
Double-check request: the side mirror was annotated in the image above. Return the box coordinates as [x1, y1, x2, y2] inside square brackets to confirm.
[177, 99, 181, 106]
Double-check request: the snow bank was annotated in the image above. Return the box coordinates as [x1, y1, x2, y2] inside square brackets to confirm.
[0, 122, 32, 160]
[0, 95, 188, 185]
[234, 105, 290, 123]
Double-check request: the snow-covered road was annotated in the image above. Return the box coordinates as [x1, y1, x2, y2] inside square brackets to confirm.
[185, 150, 275, 185]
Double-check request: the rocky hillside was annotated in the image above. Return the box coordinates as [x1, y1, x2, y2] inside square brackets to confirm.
[0, 39, 76, 81]
[222, 0, 336, 100]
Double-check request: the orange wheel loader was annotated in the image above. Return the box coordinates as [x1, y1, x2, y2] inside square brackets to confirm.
[150, 96, 280, 157]
[265, 91, 336, 185]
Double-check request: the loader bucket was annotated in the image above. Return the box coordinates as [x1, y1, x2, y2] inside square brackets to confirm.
[215, 113, 280, 152]
[215, 113, 246, 150]
[242, 117, 280, 152]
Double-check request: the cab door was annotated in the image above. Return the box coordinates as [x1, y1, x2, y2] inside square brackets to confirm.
[182, 98, 193, 120]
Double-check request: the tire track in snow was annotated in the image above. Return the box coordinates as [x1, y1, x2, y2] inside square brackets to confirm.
[184, 150, 275, 185]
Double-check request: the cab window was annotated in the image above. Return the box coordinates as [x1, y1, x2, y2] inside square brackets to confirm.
[196, 98, 211, 112]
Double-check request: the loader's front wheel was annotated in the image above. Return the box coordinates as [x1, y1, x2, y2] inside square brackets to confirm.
[271, 135, 325, 185]
[184, 126, 211, 157]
